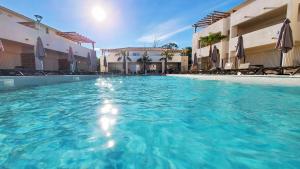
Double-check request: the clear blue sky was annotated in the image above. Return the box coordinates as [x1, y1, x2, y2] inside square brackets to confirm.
[1, 0, 244, 49]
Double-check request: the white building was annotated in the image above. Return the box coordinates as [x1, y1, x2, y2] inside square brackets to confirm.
[192, 0, 300, 70]
[192, 11, 231, 70]
[0, 6, 98, 72]
[100, 47, 188, 74]
[229, 0, 300, 67]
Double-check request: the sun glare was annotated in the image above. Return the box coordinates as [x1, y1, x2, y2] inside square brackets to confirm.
[92, 6, 107, 22]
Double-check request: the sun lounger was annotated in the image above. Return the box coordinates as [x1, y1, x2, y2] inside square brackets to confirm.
[263, 66, 300, 75]
[238, 63, 264, 75]
[219, 63, 263, 75]
[220, 63, 235, 74]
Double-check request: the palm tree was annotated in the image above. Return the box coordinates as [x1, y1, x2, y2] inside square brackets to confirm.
[137, 51, 152, 74]
[200, 32, 227, 58]
[160, 43, 179, 74]
[116, 50, 131, 75]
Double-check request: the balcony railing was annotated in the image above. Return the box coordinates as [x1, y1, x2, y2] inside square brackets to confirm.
[229, 23, 282, 51]
[230, 0, 287, 26]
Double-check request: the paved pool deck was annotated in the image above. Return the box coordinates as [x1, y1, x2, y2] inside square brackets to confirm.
[168, 74, 300, 87]
[0, 75, 100, 91]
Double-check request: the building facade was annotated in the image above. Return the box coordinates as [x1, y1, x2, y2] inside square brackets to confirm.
[193, 0, 300, 70]
[229, 0, 300, 67]
[100, 47, 188, 74]
[192, 12, 231, 70]
[0, 6, 97, 72]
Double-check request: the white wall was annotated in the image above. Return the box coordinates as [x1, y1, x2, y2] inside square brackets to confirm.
[0, 11, 93, 58]
[230, 0, 288, 27]
[103, 50, 182, 63]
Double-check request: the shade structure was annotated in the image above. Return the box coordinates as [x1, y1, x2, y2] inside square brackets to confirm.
[35, 37, 46, 60]
[122, 55, 126, 74]
[211, 45, 219, 64]
[68, 47, 75, 72]
[0, 39, 4, 52]
[90, 50, 97, 70]
[103, 56, 107, 68]
[193, 53, 198, 65]
[87, 52, 91, 66]
[35, 37, 46, 70]
[276, 18, 294, 66]
[236, 35, 246, 63]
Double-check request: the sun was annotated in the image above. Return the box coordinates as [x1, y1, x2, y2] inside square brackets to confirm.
[92, 6, 107, 22]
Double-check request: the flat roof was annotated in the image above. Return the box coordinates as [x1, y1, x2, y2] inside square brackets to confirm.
[102, 47, 182, 52]
[0, 5, 95, 44]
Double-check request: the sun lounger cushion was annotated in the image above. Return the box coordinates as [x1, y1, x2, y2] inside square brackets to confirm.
[224, 63, 233, 70]
[239, 63, 250, 69]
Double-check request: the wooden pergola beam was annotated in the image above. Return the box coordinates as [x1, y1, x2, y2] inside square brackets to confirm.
[193, 10, 230, 29]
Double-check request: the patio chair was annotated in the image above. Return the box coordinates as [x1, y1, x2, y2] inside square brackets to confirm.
[220, 62, 235, 74]
[238, 63, 264, 75]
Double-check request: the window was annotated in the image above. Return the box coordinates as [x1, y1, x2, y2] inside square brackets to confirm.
[198, 40, 201, 49]
[132, 53, 140, 56]
[46, 27, 49, 34]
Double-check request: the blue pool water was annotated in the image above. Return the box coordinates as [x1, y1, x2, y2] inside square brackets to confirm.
[0, 76, 300, 169]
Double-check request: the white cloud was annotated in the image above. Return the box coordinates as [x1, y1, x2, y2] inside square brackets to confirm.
[137, 18, 191, 43]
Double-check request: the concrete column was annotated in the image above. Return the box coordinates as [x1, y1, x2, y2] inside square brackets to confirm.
[181, 56, 188, 72]
[161, 61, 165, 74]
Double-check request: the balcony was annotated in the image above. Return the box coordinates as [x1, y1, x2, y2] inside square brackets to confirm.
[0, 13, 92, 58]
[230, 0, 288, 26]
[197, 42, 225, 58]
[195, 17, 230, 37]
[229, 23, 282, 52]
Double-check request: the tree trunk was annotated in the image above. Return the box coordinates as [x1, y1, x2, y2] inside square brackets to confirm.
[123, 56, 126, 75]
[143, 62, 146, 74]
[209, 44, 212, 69]
[165, 58, 168, 74]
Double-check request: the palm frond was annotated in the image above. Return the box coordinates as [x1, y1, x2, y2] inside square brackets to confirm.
[200, 32, 227, 47]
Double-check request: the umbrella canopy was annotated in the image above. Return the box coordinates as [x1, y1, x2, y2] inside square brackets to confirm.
[0, 39, 4, 52]
[35, 37, 46, 61]
[87, 52, 91, 66]
[103, 56, 107, 68]
[68, 47, 75, 63]
[236, 35, 246, 62]
[276, 18, 293, 53]
[122, 55, 126, 73]
[193, 53, 198, 65]
[211, 45, 219, 64]
[103, 56, 108, 67]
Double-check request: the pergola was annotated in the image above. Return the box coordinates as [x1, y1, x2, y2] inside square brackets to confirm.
[56, 32, 95, 49]
[193, 11, 230, 32]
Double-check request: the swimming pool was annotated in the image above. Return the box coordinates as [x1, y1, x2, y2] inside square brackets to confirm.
[0, 76, 299, 168]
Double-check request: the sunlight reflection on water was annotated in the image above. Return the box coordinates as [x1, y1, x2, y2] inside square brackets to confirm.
[95, 81, 119, 149]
